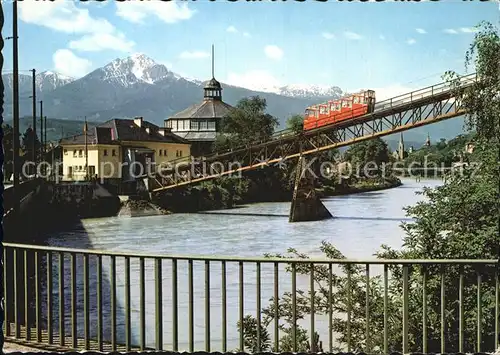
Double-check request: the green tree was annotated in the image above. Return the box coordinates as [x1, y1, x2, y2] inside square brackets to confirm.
[215, 96, 279, 151]
[21, 126, 41, 162]
[236, 21, 500, 353]
[286, 114, 304, 134]
[344, 137, 390, 178]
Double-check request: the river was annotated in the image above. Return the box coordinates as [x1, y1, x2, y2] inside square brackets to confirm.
[41, 178, 441, 351]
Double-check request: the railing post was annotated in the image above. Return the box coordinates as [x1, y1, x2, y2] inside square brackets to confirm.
[402, 264, 409, 354]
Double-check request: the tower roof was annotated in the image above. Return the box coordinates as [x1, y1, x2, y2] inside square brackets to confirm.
[205, 77, 221, 90]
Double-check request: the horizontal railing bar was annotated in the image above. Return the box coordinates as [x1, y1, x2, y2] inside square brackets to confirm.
[3, 242, 497, 264]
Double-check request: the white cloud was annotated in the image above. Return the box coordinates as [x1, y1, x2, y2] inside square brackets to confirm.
[19, 0, 114, 34]
[116, 1, 194, 24]
[407, 38, 416, 45]
[243, 32, 251, 38]
[226, 70, 281, 92]
[53, 49, 92, 78]
[416, 28, 427, 34]
[69, 33, 135, 52]
[322, 32, 335, 40]
[460, 27, 478, 33]
[379, 35, 386, 40]
[227, 25, 238, 33]
[344, 31, 363, 40]
[444, 29, 459, 34]
[370, 84, 414, 101]
[19, 0, 136, 53]
[264, 45, 283, 61]
[179, 51, 210, 59]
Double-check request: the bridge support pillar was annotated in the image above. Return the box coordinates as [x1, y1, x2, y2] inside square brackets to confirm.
[289, 155, 332, 223]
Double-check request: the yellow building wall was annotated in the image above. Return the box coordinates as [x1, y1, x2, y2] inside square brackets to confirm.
[61, 144, 121, 181]
[62, 141, 190, 181]
[121, 140, 191, 167]
[97, 144, 122, 179]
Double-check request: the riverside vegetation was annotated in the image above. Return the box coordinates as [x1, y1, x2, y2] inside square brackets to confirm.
[233, 21, 500, 353]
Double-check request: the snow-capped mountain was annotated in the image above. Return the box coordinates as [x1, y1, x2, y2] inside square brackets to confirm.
[89, 53, 182, 87]
[277, 84, 343, 99]
[2, 71, 74, 95]
[35, 71, 74, 92]
[3, 53, 342, 125]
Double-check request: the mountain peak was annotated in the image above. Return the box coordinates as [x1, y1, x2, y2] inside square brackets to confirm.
[98, 53, 174, 87]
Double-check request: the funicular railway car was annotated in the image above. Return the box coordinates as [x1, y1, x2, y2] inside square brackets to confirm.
[303, 90, 376, 131]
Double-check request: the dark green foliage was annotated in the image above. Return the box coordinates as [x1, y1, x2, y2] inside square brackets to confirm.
[21, 127, 41, 161]
[236, 22, 500, 354]
[403, 132, 476, 169]
[345, 137, 390, 166]
[286, 114, 304, 134]
[215, 96, 279, 151]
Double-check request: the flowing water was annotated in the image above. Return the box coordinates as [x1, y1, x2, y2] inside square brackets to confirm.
[40, 178, 441, 351]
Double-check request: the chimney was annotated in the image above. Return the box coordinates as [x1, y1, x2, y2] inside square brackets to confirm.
[159, 127, 171, 136]
[145, 127, 150, 134]
[110, 127, 115, 141]
[134, 116, 143, 128]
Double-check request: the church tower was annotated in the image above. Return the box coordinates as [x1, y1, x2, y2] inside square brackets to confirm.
[425, 133, 431, 147]
[398, 132, 405, 160]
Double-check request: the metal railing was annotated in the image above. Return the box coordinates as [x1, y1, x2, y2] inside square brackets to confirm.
[3, 242, 499, 353]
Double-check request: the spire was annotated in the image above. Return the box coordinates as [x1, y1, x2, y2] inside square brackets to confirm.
[398, 132, 405, 160]
[204, 44, 222, 101]
[211, 44, 215, 79]
[425, 133, 431, 147]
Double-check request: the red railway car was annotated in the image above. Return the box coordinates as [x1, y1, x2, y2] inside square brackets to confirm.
[303, 90, 376, 131]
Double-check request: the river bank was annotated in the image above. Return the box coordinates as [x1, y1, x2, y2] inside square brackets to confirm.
[148, 174, 403, 215]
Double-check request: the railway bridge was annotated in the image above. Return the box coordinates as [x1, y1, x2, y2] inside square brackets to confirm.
[149, 73, 477, 221]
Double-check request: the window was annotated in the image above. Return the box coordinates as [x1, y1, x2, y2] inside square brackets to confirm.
[73, 150, 77, 157]
[164, 149, 167, 156]
[190, 121, 199, 130]
[353, 97, 360, 104]
[64, 149, 68, 155]
[104, 149, 108, 156]
[200, 121, 208, 130]
[208, 120, 216, 130]
[179, 150, 183, 157]
[79, 149, 83, 157]
[112, 149, 116, 156]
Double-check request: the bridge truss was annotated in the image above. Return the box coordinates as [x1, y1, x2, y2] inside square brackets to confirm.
[151, 73, 477, 192]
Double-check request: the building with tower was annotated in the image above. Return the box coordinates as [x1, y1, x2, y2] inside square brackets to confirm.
[393, 132, 407, 161]
[164, 46, 234, 157]
[425, 133, 431, 147]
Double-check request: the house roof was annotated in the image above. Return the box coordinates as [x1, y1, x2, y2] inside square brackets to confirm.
[174, 131, 217, 141]
[60, 118, 190, 146]
[167, 99, 234, 120]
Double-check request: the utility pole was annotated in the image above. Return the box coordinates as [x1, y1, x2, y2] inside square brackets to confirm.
[39, 100, 43, 160]
[84, 116, 88, 181]
[31, 69, 37, 168]
[12, 0, 20, 194]
[44, 115, 47, 154]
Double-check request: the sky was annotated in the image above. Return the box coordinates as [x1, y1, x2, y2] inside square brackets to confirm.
[2, 0, 499, 99]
